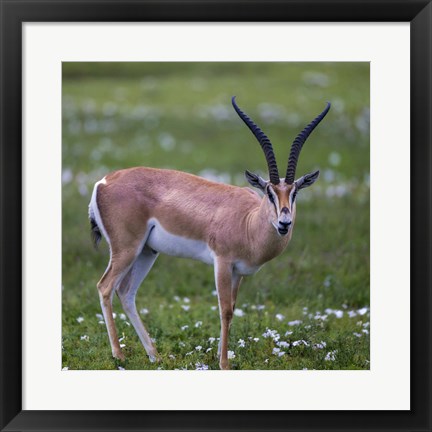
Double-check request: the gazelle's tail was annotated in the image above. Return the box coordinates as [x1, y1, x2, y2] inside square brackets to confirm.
[89, 216, 102, 249]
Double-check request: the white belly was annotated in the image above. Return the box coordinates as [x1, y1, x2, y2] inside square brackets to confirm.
[146, 218, 214, 265]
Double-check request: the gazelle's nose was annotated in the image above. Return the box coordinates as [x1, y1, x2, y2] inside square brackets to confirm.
[279, 220, 291, 229]
[278, 220, 291, 235]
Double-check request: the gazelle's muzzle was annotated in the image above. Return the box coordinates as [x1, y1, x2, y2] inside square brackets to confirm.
[277, 220, 291, 235]
[278, 208, 292, 235]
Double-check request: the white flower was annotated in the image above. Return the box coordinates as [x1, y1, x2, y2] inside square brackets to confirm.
[80, 335, 89, 341]
[212, 290, 217, 296]
[112, 312, 117, 319]
[253, 337, 260, 342]
[181, 325, 189, 331]
[194, 321, 203, 328]
[208, 337, 216, 344]
[195, 345, 202, 351]
[334, 310, 343, 318]
[357, 307, 368, 315]
[313, 341, 327, 349]
[238, 339, 246, 348]
[285, 331, 293, 336]
[256, 304, 265, 311]
[272, 347, 281, 354]
[362, 329, 369, 335]
[124, 321, 130, 326]
[119, 336, 125, 342]
[169, 354, 176, 360]
[288, 320, 302, 326]
[185, 351, 194, 356]
[363, 322, 370, 328]
[325, 350, 337, 361]
[120, 344, 126, 348]
[183, 297, 190, 303]
[328, 152, 341, 166]
[76, 316, 84, 323]
[206, 347, 212, 353]
[292, 340, 309, 347]
[262, 328, 279, 340]
[234, 309, 245, 317]
[277, 341, 290, 348]
[118, 366, 125, 371]
[227, 350, 235, 359]
[278, 351, 286, 357]
[179, 342, 186, 347]
[98, 320, 105, 325]
[348, 310, 357, 318]
[173, 295, 180, 302]
[195, 362, 209, 370]
[211, 306, 217, 311]
[181, 305, 190, 311]
[353, 332, 362, 337]
[140, 308, 149, 315]
[119, 313, 127, 320]
[95, 313, 103, 320]
[275, 313, 285, 321]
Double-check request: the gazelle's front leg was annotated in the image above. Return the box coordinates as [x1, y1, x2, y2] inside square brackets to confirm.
[231, 273, 243, 311]
[214, 258, 235, 370]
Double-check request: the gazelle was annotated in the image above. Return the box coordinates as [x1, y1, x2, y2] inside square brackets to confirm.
[89, 97, 330, 369]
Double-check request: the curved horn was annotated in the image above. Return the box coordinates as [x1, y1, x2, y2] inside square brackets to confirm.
[232, 96, 280, 185]
[285, 102, 331, 184]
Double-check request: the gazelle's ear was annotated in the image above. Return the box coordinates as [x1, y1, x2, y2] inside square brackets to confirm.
[245, 170, 267, 192]
[295, 170, 320, 190]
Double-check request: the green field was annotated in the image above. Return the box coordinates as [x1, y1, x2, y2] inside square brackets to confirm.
[62, 62, 370, 370]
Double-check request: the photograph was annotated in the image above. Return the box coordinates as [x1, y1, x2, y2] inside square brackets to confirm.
[2, 0, 431, 429]
[61, 61, 370, 371]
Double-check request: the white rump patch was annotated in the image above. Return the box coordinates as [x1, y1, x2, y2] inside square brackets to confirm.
[88, 176, 110, 245]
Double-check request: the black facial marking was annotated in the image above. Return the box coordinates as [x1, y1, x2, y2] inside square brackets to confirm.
[267, 188, 275, 205]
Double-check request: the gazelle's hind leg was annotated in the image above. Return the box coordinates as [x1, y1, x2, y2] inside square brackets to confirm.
[97, 247, 140, 361]
[116, 246, 160, 362]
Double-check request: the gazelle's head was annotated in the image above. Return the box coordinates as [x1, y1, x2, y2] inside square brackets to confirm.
[232, 96, 330, 236]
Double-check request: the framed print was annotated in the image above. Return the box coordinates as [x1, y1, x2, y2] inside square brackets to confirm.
[1, 1, 431, 431]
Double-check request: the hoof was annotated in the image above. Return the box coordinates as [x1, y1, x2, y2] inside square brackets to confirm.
[219, 361, 230, 370]
[113, 351, 125, 361]
[148, 354, 161, 363]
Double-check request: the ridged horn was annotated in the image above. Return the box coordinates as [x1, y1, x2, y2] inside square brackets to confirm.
[232, 96, 280, 185]
[285, 102, 331, 184]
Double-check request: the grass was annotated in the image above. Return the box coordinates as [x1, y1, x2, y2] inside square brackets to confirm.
[62, 62, 370, 370]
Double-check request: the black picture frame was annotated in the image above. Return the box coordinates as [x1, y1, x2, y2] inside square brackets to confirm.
[1, 1, 431, 431]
